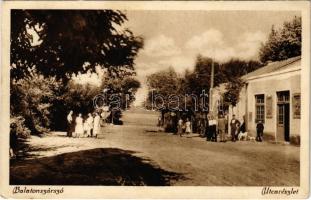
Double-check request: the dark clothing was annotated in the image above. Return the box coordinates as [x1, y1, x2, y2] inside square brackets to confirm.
[256, 122, 264, 142]
[240, 122, 246, 133]
[224, 115, 229, 134]
[230, 119, 240, 141]
[211, 125, 217, 142]
[67, 115, 76, 137]
[256, 123, 264, 132]
[10, 129, 18, 151]
[203, 119, 209, 138]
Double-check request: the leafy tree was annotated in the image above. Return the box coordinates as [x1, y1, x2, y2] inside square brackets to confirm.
[259, 16, 301, 63]
[10, 10, 143, 134]
[146, 67, 181, 110]
[101, 76, 141, 110]
[220, 59, 262, 82]
[11, 10, 143, 80]
[223, 78, 245, 111]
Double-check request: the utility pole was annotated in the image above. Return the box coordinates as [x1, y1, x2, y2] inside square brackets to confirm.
[209, 60, 214, 115]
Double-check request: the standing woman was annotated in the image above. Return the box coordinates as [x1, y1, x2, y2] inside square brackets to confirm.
[93, 112, 101, 138]
[75, 113, 84, 138]
[67, 110, 73, 137]
[86, 113, 94, 137]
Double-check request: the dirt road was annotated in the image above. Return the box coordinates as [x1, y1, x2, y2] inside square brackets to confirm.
[11, 108, 300, 186]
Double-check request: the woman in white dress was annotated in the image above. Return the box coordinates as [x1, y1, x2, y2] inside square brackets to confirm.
[93, 112, 101, 137]
[85, 113, 94, 137]
[75, 113, 84, 138]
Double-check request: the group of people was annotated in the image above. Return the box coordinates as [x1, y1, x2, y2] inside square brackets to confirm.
[67, 111, 101, 138]
[196, 113, 229, 142]
[177, 118, 192, 136]
[159, 112, 265, 142]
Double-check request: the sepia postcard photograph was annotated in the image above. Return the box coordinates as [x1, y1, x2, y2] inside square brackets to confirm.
[0, 1, 310, 199]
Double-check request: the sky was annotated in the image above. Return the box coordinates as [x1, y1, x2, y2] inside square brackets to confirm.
[122, 10, 300, 106]
[27, 11, 300, 106]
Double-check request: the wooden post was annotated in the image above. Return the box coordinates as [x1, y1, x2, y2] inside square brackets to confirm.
[209, 60, 214, 115]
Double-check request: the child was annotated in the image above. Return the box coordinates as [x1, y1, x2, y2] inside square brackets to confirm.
[256, 120, 264, 142]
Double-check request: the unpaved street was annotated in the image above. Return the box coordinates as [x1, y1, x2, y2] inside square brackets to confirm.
[11, 108, 299, 186]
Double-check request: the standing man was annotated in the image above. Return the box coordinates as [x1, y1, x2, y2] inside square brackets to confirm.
[230, 114, 240, 142]
[210, 116, 217, 142]
[218, 114, 226, 142]
[203, 113, 209, 139]
[224, 111, 229, 135]
[207, 114, 214, 141]
[256, 120, 264, 142]
[67, 110, 74, 137]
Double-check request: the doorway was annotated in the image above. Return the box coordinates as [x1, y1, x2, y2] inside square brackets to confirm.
[277, 91, 290, 142]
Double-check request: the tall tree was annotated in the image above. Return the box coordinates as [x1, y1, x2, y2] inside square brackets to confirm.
[10, 10, 143, 135]
[259, 16, 301, 63]
[11, 10, 143, 80]
[146, 67, 181, 110]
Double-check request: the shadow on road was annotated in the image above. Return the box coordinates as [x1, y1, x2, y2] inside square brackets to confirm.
[10, 148, 184, 186]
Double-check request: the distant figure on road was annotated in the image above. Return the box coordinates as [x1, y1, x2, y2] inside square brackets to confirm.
[256, 120, 264, 142]
[218, 114, 226, 142]
[178, 118, 183, 137]
[185, 118, 191, 134]
[93, 112, 101, 138]
[230, 114, 240, 142]
[67, 110, 74, 137]
[157, 116, 162, 127]
[75, 113, 84, 138]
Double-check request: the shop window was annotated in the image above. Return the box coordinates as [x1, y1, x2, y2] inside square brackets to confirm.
[255, 94, 265, 123]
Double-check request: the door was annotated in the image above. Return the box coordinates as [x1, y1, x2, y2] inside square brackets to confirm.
[277, 91, 290, 142]
[284, 103, 290, 141]
[277, 104, 285, 141]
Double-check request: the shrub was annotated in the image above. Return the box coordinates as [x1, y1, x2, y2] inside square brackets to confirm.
[10, 115, 31, 138]
[10, 69, 62, 135]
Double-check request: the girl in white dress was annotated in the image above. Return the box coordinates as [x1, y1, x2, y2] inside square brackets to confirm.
[75, 113, 84, 138]
[93, 113, 101, 137]
[185, 118, 191, 134]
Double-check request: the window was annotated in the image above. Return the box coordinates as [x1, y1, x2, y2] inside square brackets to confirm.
[293, 93, 301, 119]
[278, 105, 284, 125]
[255, 94, 265, 123]
[277, 91, 290, 103]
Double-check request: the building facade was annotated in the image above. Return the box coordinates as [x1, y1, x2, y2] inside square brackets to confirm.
[232, 56, 301, 144]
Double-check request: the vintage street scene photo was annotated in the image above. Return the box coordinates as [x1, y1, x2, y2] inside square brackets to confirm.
[5, 4, 308, 193]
